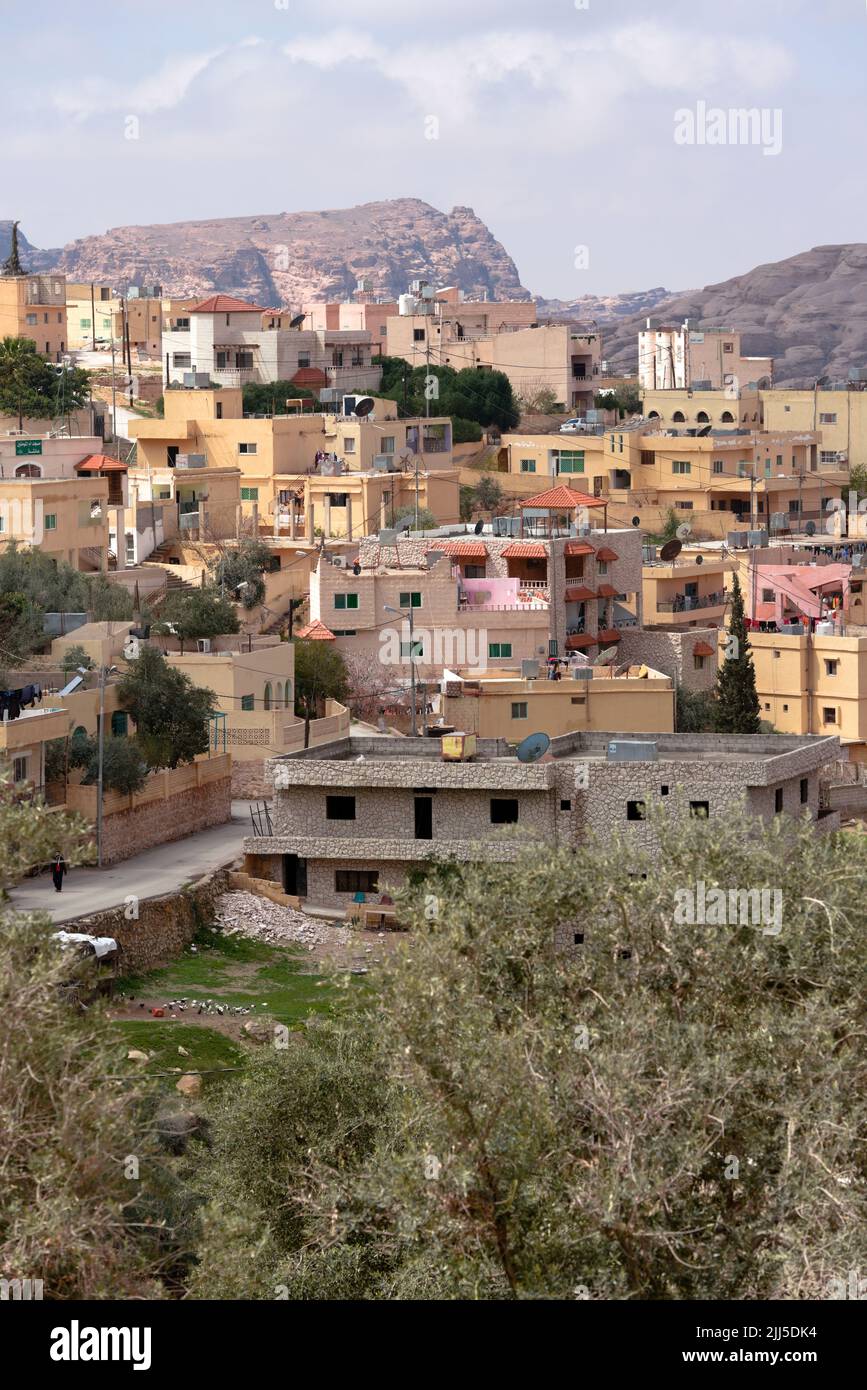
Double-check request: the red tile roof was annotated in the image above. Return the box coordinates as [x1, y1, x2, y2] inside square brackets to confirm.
[564, 585, 596, 602]
[499, 541, 547, 559]
[595, 546, 619, 562]
[566, 633, 597, 650]
[597, 628, 622, 644]
[596, 583, 618, 598]
[564, 541, 594, 557]
[521, 485, 606, 509]
[189, 294, 267, 314]
[693, 640, 716, 657]
[425, 541, 487, 559]
[75, 454, 128, 472]
[291, 367, 328, 386]
[295, 620, 335, 641]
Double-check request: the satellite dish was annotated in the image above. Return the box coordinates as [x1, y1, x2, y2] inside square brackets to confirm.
[288, 313, 305, 329]
[805, 520, 817, 536]
[353, 396, 375, 418]
[396, 514, 415, 533]
[696, 424, 711, 437]
[676, 523, 692, 540]
[631, 516, 641, 527]
[473, 518, 484, 535]
[659, 538, 682, 562]
[397, 446, 415, 464]
[695, 554, 704, 566]
[516, 731, 551, 764]
[593, 646, 619, 666]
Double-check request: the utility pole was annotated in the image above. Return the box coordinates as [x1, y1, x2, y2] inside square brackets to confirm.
[750, 468, 758, 625]
[408, 600, 418, 736]
[110, 335, 118, 444]
[96, 664, 107, 868]
[90, 282, 96, 352]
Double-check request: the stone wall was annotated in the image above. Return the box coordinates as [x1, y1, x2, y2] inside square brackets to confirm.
[617, 627, 719, 693]
[231, 758, 268, 799]
[97, 776, 232, 865]
[69, 869, 229, 975]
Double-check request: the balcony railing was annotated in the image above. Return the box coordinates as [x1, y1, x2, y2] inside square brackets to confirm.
[656, 590, 727, 613]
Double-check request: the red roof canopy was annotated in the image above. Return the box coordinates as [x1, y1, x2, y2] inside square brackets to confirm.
[426, 540, 487, 559]
[566, 633, 597, 650]
[189, 294, 267, 314]
[291, 367, 328, 386]
[521, 485, 606, 510]
[693, 640, 716, 657]
[564, 541, 594, 557]
[596, 583, 618, 598]
[564, 585, 596, 602]
[595, 546, 619, 562]
[597, 628, 622, 644]
[296, 620, 335, 641]
[500, 541, 547, 559]
[75, 454, 128, 473]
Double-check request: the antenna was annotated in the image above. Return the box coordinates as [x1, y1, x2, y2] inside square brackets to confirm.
[659, 538, 682, 562]
[516, 731, 551, 764]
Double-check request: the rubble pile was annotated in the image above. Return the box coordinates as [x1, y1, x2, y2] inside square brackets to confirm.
[214, 891, 352, 951]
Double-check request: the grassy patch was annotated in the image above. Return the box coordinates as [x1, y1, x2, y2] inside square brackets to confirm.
[115, 1021, 244, 1087]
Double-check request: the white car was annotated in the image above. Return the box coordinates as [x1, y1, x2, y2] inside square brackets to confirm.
[559, 418, 589, 434]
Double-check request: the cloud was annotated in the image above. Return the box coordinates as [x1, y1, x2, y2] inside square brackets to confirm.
[53, 46, 229, 120]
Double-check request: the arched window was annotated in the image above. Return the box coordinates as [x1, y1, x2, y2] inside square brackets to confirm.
[672, 411, 686, 423]
[721, 411, 735, 423]
[285, 679, 292, 707]
[696, 411, 709, 424]
[14, 463, 41, 478]
[647, 411, 660, 420]
[263, 682, 272, 710]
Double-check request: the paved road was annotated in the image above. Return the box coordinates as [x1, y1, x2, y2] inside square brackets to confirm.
[9, 801, 257, 927]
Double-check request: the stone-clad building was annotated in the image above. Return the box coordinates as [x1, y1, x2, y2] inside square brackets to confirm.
[244, 730, 841, 911]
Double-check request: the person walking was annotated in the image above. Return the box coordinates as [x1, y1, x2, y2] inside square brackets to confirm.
[51, 854, 67, 893]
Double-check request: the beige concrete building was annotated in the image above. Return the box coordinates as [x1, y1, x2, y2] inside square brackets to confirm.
[243, 729, 839, 910]
[0, 270, 67, 360]
[440, 667, 675, 740]
[740, 630, 867, 756]
[760, 387, 867, 470]
[638, 324, 772, 392]
[642, 550, 734, 629]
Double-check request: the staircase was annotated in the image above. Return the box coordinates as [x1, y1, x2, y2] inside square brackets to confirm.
[141, 542, 200, 600]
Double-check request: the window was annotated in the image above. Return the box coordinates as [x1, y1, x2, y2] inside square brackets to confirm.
[413, 329, 426, 342]
[263, 682, 272, 710]
[696, 412, 709, 424]
[800, 777, 809, 805]
[672, 411, 686, 423]
[241, 694, 254, 711]
[689, 800, 709, 818]
[334, 593, 359, 610]
[675, 501, 694, 510]
[822, 707, 837, 724]
[80, 317, 91, 329]
[488, 642, 512, 658]
[783, 703, 789, 712]
[820, 450, 839, 465]
[297, 352, 310, 368]
[25, 313, 37, 326]
[381, 436, 395, 453]
[560, 799, 571, 811]
[172, 352, 191, 367]
[216, 402, 223, 419]
[693, 654, 706, 671]
[825, 659, 838, 676]
[110, 711, 128, 737]
[332, 629, 357, 637]
[626, 800, 646, 821]
[240, 487, 259, 501]
[819, 412, 837, 425]
[520, 459, 536, 473]
[399, 591, 422, 609]
[775, 788, 784, 814]
[490, 798, 519, 824]
[0, 516, 4, 533]
[723, 342, 733, 353]
[400, 639, 424, 659]
[762, 588, 774, 602]
[335, 869, 379, 894]
[464, 564, 485, 579]
[672, 460, 691, 475]
[44, 514, 57, 530]
[326, 795, 356, 820]
[238, 442, 258, 455]
[556, 450, 585, 474]
[511, 702, 528, 719]
[721, 411, 734, 423]
[597, 560, 608, 575]
[712, 460, 724, 474]
[343, 438, 356, 453]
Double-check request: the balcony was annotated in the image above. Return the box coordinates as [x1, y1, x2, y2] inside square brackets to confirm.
[656, 590, 727, 614]
[0, 707, 70, 752]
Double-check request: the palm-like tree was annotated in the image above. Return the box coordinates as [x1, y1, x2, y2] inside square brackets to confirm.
[0, 335, 40, 429]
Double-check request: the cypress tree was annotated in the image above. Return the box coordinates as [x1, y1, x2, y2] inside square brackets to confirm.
[715, 571, 762, 733]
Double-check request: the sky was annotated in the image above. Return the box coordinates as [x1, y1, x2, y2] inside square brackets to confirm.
[2, 0, 866, 299]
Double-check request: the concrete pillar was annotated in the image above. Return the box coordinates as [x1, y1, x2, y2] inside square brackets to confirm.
[380, 490, 389, 530]
[113, 507, 126, 568]
[323, 495, 332, 539]
[252, 501, 259, 536]
[307, 499, 315, 539]
[345, 493, 353, 542]
[198, 499, 206, 538]
[289, 505, 297, 540]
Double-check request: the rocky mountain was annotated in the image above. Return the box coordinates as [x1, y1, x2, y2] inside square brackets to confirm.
[4, 200, 530, 308]
[537, 286, 676, 326]
[603, 245, 867, 387]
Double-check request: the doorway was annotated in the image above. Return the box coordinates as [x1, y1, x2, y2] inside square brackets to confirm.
[282, 854, 307, 896]
[414, 796, 433, 840]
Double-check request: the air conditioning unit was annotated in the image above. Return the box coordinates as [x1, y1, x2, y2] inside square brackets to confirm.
[331, 555, 348, 568]
[571, 667, 593, 680]
[197, 638, 212, 653]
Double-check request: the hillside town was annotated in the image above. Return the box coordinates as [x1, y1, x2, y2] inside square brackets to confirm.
[1, 0, 865, 1341]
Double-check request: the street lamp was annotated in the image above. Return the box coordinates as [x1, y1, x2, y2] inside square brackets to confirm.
[384, 603, 418, 736]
